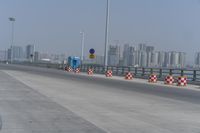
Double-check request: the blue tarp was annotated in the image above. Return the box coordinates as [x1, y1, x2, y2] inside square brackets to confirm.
[67, 56, 81, 69]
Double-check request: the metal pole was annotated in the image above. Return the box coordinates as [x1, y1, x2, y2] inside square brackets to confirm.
[80, 31, 85, 62]
[9, 17, 15, 63]
[11, 20, 14, 46]
[104, 0, 110, 69]
[11, 21, 14, 63]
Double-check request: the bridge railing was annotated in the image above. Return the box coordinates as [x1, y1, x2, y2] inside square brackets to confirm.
[11, 61, 64, 69]
[5, 62, 200, 84]
[80, 64, 200, 82]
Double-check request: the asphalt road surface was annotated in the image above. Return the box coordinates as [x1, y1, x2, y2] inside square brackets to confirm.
[0, 64, 200, 133]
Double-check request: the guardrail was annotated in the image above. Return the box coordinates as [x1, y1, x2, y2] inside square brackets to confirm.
[80, 64, 200, 83]
[4, 61, 64, 69]
[4, 62, 200, 85]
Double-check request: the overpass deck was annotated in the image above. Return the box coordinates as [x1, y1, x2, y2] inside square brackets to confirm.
[0, 64, 200, 133]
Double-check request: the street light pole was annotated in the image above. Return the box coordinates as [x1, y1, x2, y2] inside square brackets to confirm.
[80, 31, 85, 62]
[9, 17, 15, 63]
[104, 0, 110, 69]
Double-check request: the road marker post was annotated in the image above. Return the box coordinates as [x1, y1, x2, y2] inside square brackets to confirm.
[87, 68, 93, 75]
[164, 75, 174, 85]
[65, 66, 72, 72]
[125, 72, 133, 80]
[177, 76, 187, 86]
[148, 74, 157, 83]
[105, 70, 112, 77]
[74, 68, 81, 73]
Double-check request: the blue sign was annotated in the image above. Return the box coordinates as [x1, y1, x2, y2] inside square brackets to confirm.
[89, 48, 95, 54]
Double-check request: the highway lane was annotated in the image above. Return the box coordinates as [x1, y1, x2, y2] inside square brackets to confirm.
[1, 64, 200, 104]
[0, 65, 106, 133]
[1, 64, 200, 133]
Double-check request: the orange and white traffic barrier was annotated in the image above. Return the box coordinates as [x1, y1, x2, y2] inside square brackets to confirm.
[148, 74, 157, 83]
[125, 72, 133, 80]
[65, 66, 72, 72]
[87, 69, 93, 75]
[105, 70, 112, 77]
[164, 75, 174, 85]
[74, 68, 81, 73]
[177, 76, 187, 86]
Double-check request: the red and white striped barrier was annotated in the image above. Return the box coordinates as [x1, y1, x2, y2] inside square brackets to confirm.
[148, 74, 157, 83]
[164, 75, 174, 85]
[177, 76, 187, 86]
[65, 66, 72, 72]
[125, 72, 133, 80]
[105, 70, 112, 77]
[74, 68, 81, 73]
[87, 69, 93, 75]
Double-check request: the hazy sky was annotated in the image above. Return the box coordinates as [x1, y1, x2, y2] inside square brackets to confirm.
[1, 0, 200, 62]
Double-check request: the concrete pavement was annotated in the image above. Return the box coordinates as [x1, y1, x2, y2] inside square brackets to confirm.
[0, 70, 106, 133]
[1, 64, 200, 133]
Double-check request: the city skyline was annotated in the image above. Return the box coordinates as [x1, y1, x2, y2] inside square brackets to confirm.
[2, 42, 200, 69]
[1, 0, 200, 63]
[107, 43, 187, 68]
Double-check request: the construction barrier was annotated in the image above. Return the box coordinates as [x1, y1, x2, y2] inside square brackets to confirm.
[177, 76, 187, 86]
[65, 66, 72, 72]
[125, 72, 133, 80]
[149, 74, 157, 83]
[105, 70, 112, 77]
[64, 66, 68, 71]
[164, 75, 174, 85]
[87, 69, 93, 75]
[74, 68, 81, 73]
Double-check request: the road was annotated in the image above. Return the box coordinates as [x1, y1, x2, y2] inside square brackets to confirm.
[0, 64, 200, 133]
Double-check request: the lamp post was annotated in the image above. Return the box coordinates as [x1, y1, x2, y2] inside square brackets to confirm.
[104, 0, 110, 69]
[8, 17, 15, 63]
[80, 31, 85, 62]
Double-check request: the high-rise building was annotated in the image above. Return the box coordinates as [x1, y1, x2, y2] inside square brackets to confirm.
[0, 50, 7, 61]
[34, 51, 40, 62]
[26, 44, 35, 60]
[195, 52, 200, 68]
[129, 46, 136, 66]
[140, 51, 147, 67]
[137, 51, 142, 67]
[138, 43, 146, 51]
[164, 52, 171, 67]
[178, 52, 186, 68]
[146, 52, 152, 67]
[134, 50, 140, 67]
[108, 45, 120, 66]
[151, 52, 159, 67]
[146, 46, 154, 67]
[7, 48, 11, 62]
[158, 51, 165, 67]
[8, 46, 24, 61]
[170, 51, 179, 67]
[146, 46, 154, 53]
[123, 44, 130, 66]
[122, 44, 137, 66]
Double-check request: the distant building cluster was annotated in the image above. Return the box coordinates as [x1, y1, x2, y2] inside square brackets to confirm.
[108, 43, 186, 68]
[6, 44, 36, 62]
[0, 44, 66, 63]
[194, 52, 200, 68]
[0, 43, 200, 69]
[108, 45, 120, 66]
